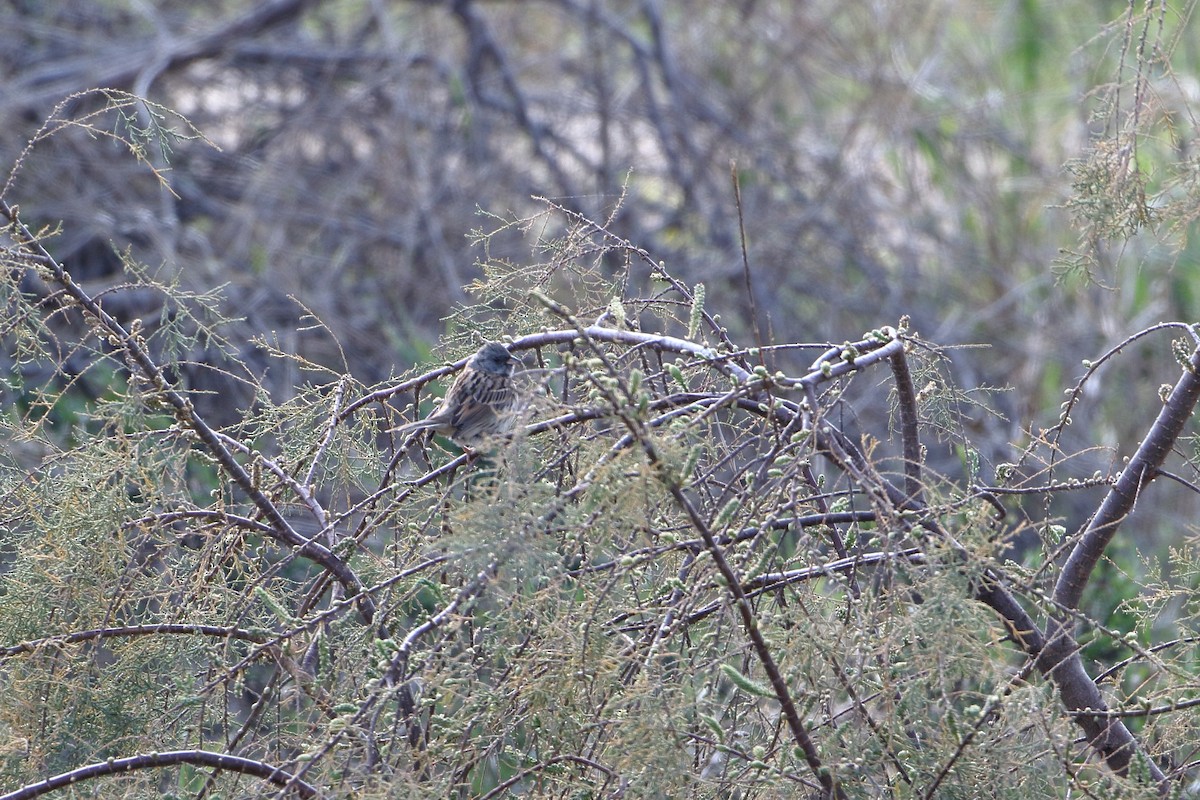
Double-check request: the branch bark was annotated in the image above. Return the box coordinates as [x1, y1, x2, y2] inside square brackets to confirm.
[1032, 343, 1200, 791]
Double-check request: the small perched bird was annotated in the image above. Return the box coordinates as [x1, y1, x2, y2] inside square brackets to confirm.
[393, 342, 520, 446]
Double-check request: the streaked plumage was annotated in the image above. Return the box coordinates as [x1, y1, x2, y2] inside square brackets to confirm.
[394, 342, 519, 445]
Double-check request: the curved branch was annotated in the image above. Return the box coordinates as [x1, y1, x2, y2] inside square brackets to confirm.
[815, 423, 1168, 792]
[0, 749, 319, 800]
[1054, 343, 1200, 610]
[1030, 342, 1200, 793]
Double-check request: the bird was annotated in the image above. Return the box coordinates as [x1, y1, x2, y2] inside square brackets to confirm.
[393, 342, 520, 446]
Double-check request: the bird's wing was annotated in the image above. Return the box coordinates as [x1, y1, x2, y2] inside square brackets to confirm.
[472, 379, 517, 410]
[449, 395, 500, 431]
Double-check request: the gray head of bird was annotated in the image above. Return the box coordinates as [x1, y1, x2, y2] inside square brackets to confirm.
[471, 342, 517, 376]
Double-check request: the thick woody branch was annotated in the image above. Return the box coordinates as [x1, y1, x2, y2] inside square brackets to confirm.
[1030, 342, 1200, 793]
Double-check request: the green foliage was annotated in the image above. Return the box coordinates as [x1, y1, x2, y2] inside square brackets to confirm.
[4, 175, 1196, 795]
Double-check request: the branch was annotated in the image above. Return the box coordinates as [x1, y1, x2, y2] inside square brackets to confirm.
[0, 750, 320, 800]
[815, 422, 1168, 792]
[1031, 341, 1200, 792]
[1, 624, 266, 660]
[1054, 341, 1200, 609]
[888, 338, 924, 502]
